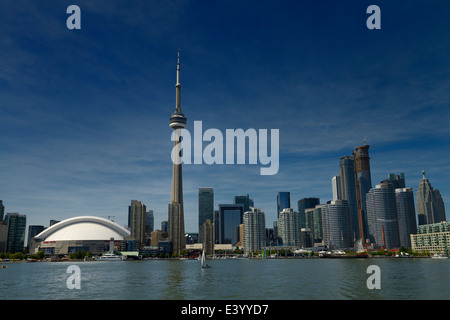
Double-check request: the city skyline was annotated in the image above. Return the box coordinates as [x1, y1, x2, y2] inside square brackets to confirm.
[1, 1, 450, 234]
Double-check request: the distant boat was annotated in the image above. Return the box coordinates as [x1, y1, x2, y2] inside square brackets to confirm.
[431, 253, 449, 259]
[201, 248, 211, 269]
[97, 253, 123, 261]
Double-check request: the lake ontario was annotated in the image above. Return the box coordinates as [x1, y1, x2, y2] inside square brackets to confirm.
[0, 258, 448, 300]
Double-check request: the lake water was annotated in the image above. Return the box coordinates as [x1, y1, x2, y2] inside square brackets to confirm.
[0, 258, 448, 300]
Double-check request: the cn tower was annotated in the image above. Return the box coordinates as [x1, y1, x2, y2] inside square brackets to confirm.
[168, 50, 187, 256]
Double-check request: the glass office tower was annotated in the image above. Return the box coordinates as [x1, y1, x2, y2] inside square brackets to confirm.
[198, 187, 214, 242]
[218, 204, 244, 245]
[277, 192, 290, 218]
[339, 156, 359, 242]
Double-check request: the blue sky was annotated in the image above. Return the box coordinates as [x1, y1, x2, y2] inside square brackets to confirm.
[1, 0, 450, 234]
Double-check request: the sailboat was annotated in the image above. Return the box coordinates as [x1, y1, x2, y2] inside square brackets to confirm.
[201, 248, 211, 269]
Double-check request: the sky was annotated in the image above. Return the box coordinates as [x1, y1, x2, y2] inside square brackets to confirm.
[1, 0, 450, 236]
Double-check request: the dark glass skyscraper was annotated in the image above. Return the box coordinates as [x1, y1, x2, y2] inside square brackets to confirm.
[198, 187, 214, 242]
[4, 212, 26, 253]
[395, 187, 417, 248]
[339, 156, 359, 241]
[234, 194, 254, 213]
[298, 197, 320, 229]
[277, 192, 290, 218]
[217, 204, 244, 245]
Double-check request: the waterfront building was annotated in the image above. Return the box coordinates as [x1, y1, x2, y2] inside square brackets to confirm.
[168, 50, 188, 256]
[129, 200, 147, 249]
[217, 204, 244, 245]
[339, 156, 359, 242]
[27, 225, 45, 253]
[411, 221, 450, 254]
[332, 176, 342, 201]
[366, 183, 400, 249]
[277, 192, 290, 218]
[33, 216, 130, 255]
[278, 208, 301, 247]
[321, 200, 353, 249]
[353, 143, 372, 243]
[198, 188, 214, 242]
[4, 212, 26, 253]
[243, 207, 266, 255]
[395, 188, 417, 248]
[298, 197, 320, 229]
[417, 171, 446, 225]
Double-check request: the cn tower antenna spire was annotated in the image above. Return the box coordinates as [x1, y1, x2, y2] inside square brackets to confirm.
[175, 49, 181, 113]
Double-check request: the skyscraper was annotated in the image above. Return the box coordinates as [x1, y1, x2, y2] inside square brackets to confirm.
[27, 225, 44, 253]
[217, 204, 244, 245]
[4, 212, 26, 253]
[366, 183, 400, 249]
[297, 197, 319, 229]
[395, 187, 417, 248]
[168, 50, 187, 256]
[234, 194, 254, 213]
[277, 192, 290, 218]
[331, 176, 342, 201]
[321, 200, 353, 249]
[278, 208, 301, 247]
[339, 156, 359, 242]
[0, 200, 4, 222]
[198, 188, 214, 242]
[243, 207, 266, 255]
[353, 143, 372, 243]
[417, 171, 446, 225]
[129, 200, 147, 249]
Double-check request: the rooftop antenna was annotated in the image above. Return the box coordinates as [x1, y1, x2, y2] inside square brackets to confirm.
[422, 170, 426, 179]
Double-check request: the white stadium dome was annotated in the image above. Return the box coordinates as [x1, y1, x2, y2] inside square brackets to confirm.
[35, 216, 130, 241]
[32, 216, 131, 255]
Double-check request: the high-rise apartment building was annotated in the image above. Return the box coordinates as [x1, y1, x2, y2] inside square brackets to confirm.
[168, 50, 187, 256]
[198, 188, 214, 242]
[129, 200, 146, 249]
[353, 143, 372, 242]
[331, 176, 342, 201]
[4, 212, 26, 253]
[277, 192, 290, 218]
[395, 187, 417, 248]
[366, 183, 400, 249]
[243, 207, 266, 255]
[417, 171, 446, 225]
[339, 156, 359, 242]
[278, 208, 301, 247]
[321, 200, 353, 249]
